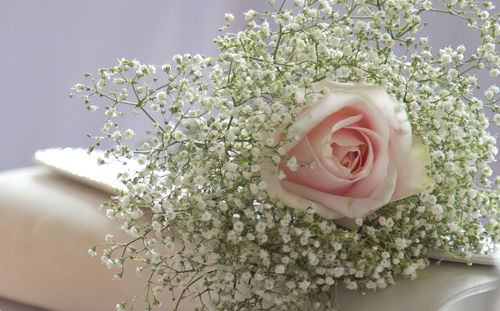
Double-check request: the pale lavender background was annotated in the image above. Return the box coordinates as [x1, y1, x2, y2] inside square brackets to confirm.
[0, 0, 267, 172]
[0, 1, 498, 173]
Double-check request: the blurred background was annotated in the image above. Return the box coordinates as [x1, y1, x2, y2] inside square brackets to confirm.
[0, 0, 498, 174]
[0, 0, 268, 171]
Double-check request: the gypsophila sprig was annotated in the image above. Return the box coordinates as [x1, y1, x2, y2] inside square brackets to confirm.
[74, 1, 500, 310]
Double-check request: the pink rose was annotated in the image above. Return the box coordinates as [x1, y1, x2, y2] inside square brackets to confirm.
[262, 81, 431, 219]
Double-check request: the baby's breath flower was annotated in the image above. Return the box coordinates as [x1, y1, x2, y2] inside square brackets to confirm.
[75, 1, 500, 310]
[123, 129, 135, 139]
[73, 83, 85, 92]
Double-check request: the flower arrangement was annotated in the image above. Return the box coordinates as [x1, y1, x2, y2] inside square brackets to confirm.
[73, 0, 500, 310]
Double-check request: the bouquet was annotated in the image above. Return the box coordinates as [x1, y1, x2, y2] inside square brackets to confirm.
[72, 0, 500, 310]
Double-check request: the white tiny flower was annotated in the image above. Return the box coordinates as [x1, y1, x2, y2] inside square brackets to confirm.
[333, 267, 345, 277]
[467, 188, 478, 199]
[104, 257, 114, 269]
[152, 221, 161, 233]
[394, 238, 408, 250]
[244, 10, 256, 21]
[377, 278, 387, 289]
[345, 279, 358, 290]
[194, 175, 206, 185]
[494, 114, 500, 126]
[285, 281, 296, 289]
[105, 108, 117, 118]
[73, 83, 85, 92]
[111, 130, 121, 140]
[105, 208, 115, 219]
[440, 53, 452, 64]
[113, 78, 125, 85]
[403, 264, 418, 278]
[233, 221, 244, 233]
[173, 54, 183, 64]
[219, 201, 228, 212]
[355, 218, 363, 226]
[105, 234, 114, 243]
[88, 248, 97, 257]
[298, 280, 310, 290]
[308, 252, 318, 266]
[255, 221, 266, 233]
[173, 131, 186, 141]
[201, 211, 212, 221]
[286, 157, 299, 171]
[275, 264, 286, 274]
[130, 209, 143, 220]
[128, 226, 139, 237]
[151, 103, 160, 111]
[448, 222, 460, 233]
[241, 271, 251, 282]
[485, 90, 494, 100]
[124, 129, 135, 139]
[156, 91, 167, 101]
[118, 90, 127, 100]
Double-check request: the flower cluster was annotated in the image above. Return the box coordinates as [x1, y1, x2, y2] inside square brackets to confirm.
[73, 0, 500, 310]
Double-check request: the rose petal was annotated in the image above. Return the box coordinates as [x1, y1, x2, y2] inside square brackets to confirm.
[307, 115, 368, 180]
[330, 143, 363, 174]
[260, 157, 344, 219]
[364, 86, 413, 153]
[343, 127, 389, 198]
[286, 90, 390, 152]
[284, 137, 352, 193]
[330, 128, 365, 147]
[286, 93, 360, 150]
[281, 165, 397, 219]
[310, 81, 391, 138]
[391, 135, 433, 201]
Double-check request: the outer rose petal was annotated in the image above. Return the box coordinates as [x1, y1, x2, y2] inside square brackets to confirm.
[260, 158, 344, 219]
[285, 92, 389, 152]
[391, 135, 433, 201]
[280, 164, 397, 218]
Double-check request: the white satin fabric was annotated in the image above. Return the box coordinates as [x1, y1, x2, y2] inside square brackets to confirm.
[0, 167, 498, 311]
[0, 167, 198, 311]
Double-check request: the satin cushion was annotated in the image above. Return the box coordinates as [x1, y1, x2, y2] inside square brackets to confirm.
[0, 167, 497, 311]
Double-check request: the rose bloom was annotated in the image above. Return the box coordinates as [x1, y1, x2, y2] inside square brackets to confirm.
[262, 81, 432, 219]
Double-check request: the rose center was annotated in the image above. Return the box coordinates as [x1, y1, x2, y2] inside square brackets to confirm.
[332, 143, 367, 175]
[340, 151, 358, 168]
